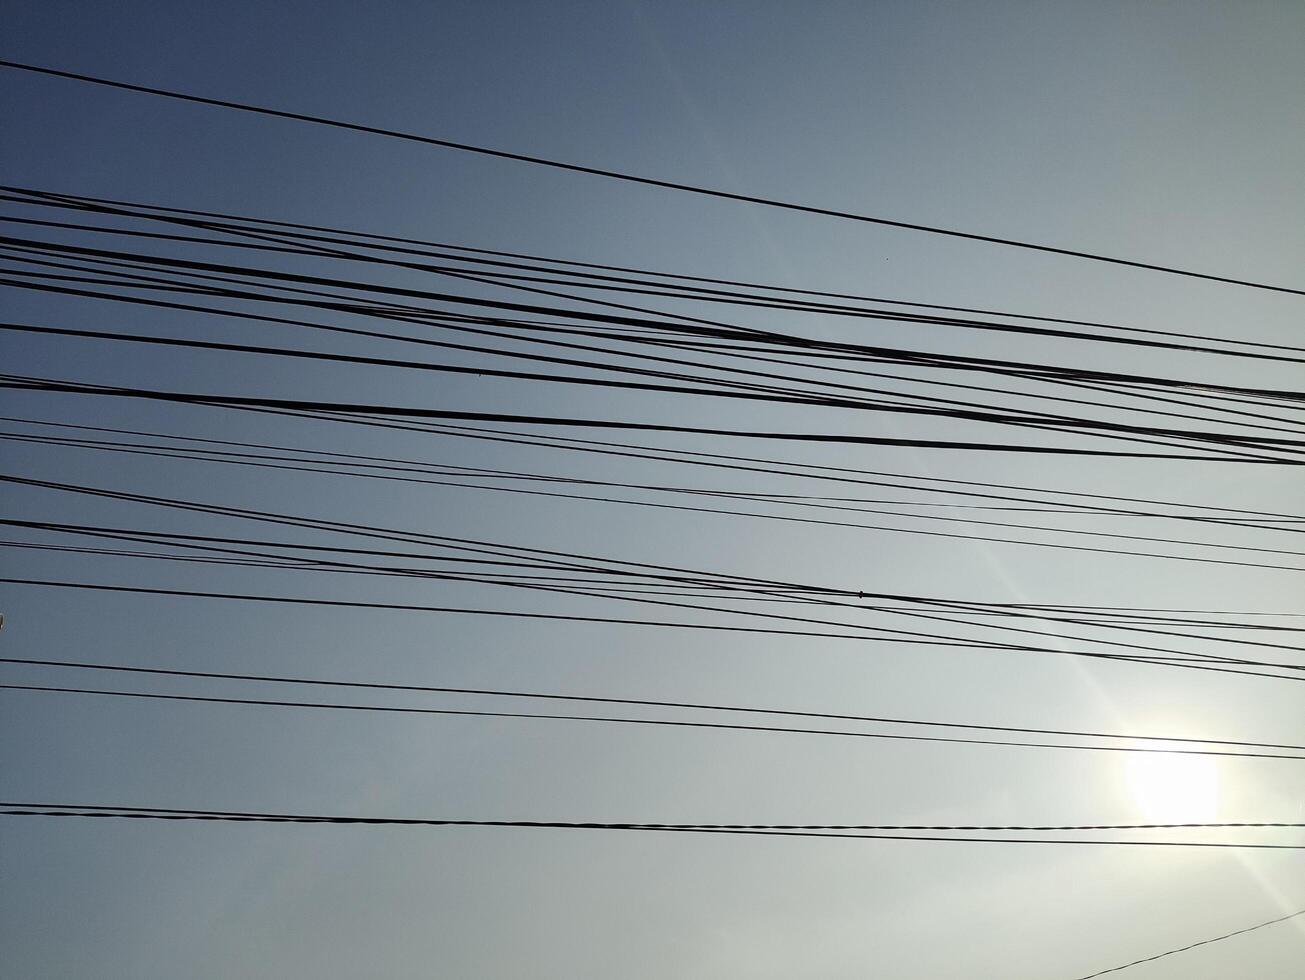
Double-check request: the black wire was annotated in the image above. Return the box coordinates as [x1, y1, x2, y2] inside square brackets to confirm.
[1, 575, 1300, 684]
[7, 287, 1305, 448]
[9, 232, 1302, 415]
[9, 202, 1305, 369]
[10, 263, 1299, 452]
[4, 249, 1300, 464]
[12, 517, 1305, 665]
[3, 61, 1302, 296]
[12, 430, 1305, 576]
[5, 186, 1298, 360]
[3, 801, 1300, 832]
[4, 805, 1304, 848]
[10, 411, 1303, 526]
[1071, 906, 1305, 980]
[10, 471, 1305, 671]
[4, 680, 1304, 762]
[5, 374, 1286, 462]
[6, 656, 1301, 752]
[11, 184, 1305, 360]
[8, 237, 1301, 460]
[18, 514, 1302, 628]
[8, 473, 1304, 673]
[3, 426, 1104, 514]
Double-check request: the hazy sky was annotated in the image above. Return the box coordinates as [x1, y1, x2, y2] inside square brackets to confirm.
[2, 3, 1304, 978]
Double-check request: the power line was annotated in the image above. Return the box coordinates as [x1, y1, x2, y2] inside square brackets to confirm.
[7, 189, 1305, 365]
[8, 464, 1305, 668]
[4, 233, 1299, 453]
[4, 804, 1304, 849]
[6, 680, 1304, 762]
[5, 374, 1291, 463]
[1070, 905, 1305, 979]
[10, 183, 1304, 360]
[1, 577, 1300, 685]
[8, 527, 1305, 669]
[11, 428, 1305, 575]
[5, 656, 1301, 756]
[7, 231, 1303, 423]
[2, 60, 1301, 296]
[9, 498, 1305, 677]
[10, 413, 1304, 528]
[7, 314, 1304, 459]
[7, 473, 1304, 676]
[7, 230, 1302, 458]
[2, 802, 1299, 832]
[8, 245, 1300, 455]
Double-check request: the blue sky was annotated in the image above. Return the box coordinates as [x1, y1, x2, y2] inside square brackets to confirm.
[2, 3, 1304, 977]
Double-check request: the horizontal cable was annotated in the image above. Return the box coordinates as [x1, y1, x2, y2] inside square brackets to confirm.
[6, 656, 1301, 755]
[5, 374, 1283, 462]
[1, 578, 1300, 685]
[4, 804, 1304, 848]
[6, 681, 1305, 761]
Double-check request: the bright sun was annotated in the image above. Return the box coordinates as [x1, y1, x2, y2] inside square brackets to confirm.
[1125, 751, 1220, 823]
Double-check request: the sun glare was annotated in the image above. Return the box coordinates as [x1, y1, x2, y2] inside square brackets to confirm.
[1125, 751, 1219, 823]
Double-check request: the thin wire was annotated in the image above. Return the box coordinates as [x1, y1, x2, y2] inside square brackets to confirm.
[8, 473, 1305, 673]
[1, 579, 1301, 685]
[11, 183, 1305, 360]
[6, 682, 1305, 762]
[10, 184, 1304, 359]
[3, 805, 1304, 848]
[5, 375, 1286, 462]
[2, 802, 1300, 832]
[2, 60, 1301, 296]
[13, 431, 1305, 574]
[6, 656, 1302, 755]
[1070, 906, 1305, 979]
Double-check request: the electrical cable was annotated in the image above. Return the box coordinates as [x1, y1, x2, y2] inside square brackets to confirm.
[1069, 906, 1305, 979]
[4, 804, 1305, 848]
[3, 61, 1302, 296]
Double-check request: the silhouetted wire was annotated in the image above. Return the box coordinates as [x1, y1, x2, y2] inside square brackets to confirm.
[7, 233, 1303, 420]
[3, 62, 1302, 296]
[14, 514, 1304, 629]
[4, 374, 1290, 463]
[8, 468, 1305, 675]
[9, 411, 1303, 528]
[5, 310, 1303, 456]
[12, 184, 1305, 361]
[7, 238, 1301, 455]
[11, 185, 1305, 361]
[8, 265, 1300, 449]
[12, 262, 1298, 443]
[6, 655, 1302, 755]
[4, 804, 1305, 849]
[1070, 906, 1305, 979]
[9, 524, 1305, 666]
[12, 205, 1305, 390]
[1, 573, 1301, 683]
[10, 429, 1305, 575]
[5, 680, 1305, 762]
[9, 472, 1305, 673]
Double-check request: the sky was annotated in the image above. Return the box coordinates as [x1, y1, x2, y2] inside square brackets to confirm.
[2, 2, 1304, 978]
